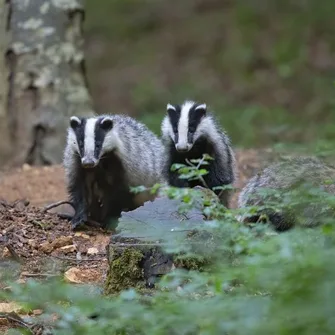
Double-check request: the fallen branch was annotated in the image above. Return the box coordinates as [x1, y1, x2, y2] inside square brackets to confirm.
[21, 273, 60, 278]
[43, 200, 74, 213]
[0, 312, 32, 331]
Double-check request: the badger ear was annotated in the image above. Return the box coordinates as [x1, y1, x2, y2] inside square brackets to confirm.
[195, 104, 207, 116]
[70, 116, 81, 129]
[100, 116, 113, 131]
[166, 103, 176, 113]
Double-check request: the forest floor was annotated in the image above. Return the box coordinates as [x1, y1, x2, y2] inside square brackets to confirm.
[0, 149, 265, 333]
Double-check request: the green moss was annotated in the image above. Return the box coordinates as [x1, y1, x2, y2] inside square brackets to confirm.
[174, 254, 208, 271]
[104, 247, 145, 295]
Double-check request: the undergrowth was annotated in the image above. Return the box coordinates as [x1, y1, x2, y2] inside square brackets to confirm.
[2, 156, 335, 334]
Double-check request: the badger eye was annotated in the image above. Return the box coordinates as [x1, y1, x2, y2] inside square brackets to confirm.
[100, 118, 113, 131]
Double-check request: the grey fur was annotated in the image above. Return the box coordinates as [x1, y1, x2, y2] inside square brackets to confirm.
[63, 114, 165, 229]
[238, 156, 335, 231]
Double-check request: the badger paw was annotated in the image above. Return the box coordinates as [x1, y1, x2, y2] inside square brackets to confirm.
[71, 213, 88, 230]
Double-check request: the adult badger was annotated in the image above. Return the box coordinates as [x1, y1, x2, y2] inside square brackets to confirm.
[161, 100, 236, 207]
[63, 114, 165, 229]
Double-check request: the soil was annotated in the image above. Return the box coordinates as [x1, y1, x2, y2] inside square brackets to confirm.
[0, 149, 264, 333]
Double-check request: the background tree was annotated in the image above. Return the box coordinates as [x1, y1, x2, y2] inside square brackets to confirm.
[0, 0, 94, 166]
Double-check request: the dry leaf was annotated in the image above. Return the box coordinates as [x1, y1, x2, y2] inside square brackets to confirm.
[74, 232, 90, 239]
[64, 267, 101, 284]
[40, 236, 73, 254]
[60, 245, 76, 253]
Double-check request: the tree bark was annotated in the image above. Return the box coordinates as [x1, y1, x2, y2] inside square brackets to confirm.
[0, 1, 10, 163]
[1, 0, 94, 166]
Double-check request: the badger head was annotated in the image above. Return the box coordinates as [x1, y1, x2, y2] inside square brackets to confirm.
[162, 100, 207, 153]
[67, 115, 116, 168]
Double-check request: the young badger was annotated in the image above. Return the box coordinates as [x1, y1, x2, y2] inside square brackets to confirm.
[161, 100, 236, 207]
[63, 114, 165, 229]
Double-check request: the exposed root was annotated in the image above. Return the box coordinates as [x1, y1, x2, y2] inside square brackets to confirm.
[43, 200, 74, 212]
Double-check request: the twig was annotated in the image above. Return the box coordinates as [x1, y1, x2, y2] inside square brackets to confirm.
[185, 157, 210, 189]
[0, 312, 32, 331]
[5, 243, 23, 264]
[21, 273, 60, 278]
[43, 200, 74, 213]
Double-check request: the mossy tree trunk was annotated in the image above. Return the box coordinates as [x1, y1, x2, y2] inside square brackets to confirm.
[0, 0, 94, 166]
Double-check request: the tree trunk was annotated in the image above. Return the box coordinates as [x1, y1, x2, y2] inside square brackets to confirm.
[0, 1, 10, 163]
[1, 0, 94, 166]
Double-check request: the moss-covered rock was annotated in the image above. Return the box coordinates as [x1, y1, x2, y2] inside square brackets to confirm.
[238, 156, 335, 231]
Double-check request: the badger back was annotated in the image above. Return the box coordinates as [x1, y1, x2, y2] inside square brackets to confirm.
[110, 115, 166, 187]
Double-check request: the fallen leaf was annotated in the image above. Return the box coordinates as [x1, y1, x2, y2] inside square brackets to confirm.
[87, 247, 99, 255]
[74, 232, 90, 239]
[40, 236, 73, 254]
[60, 245, 76, 253]
[64, 267, 101, 284]
[51, 236, 73, 249]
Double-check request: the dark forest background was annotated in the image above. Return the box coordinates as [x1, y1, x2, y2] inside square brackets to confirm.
[84, 0, 335, 151]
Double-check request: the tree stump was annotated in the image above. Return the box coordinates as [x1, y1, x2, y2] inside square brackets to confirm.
[104, 191, 220, 295]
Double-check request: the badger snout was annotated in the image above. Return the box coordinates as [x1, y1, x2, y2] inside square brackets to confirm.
[81, 157, 98, 168]
[175, 143, 192, 153]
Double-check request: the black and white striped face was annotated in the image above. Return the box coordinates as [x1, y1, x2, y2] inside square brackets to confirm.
[67, 115, 116, 168]
[163, 101, 207, 152]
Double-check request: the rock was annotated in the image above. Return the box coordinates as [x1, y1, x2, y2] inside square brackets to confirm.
[104, 192, 220, 295]
[238, 156, 335, 231]
[87, 247, 99, 255]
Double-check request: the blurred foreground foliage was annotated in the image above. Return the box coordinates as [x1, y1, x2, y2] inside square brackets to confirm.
[2, 161, 335, 334]
[84, 0, 335, 149]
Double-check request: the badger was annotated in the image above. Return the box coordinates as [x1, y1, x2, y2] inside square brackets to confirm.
[161, 100, 237, 207]
[63, 114, 165, 229]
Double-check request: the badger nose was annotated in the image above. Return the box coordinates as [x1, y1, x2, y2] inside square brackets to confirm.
[176, 143, 191, 152]
[81, 157, 98, 168]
